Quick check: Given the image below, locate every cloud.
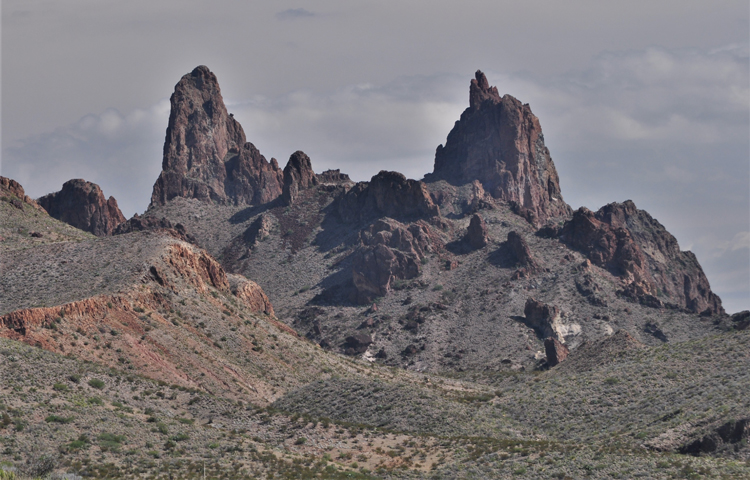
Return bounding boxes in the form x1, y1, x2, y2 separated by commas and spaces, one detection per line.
2, 101, 170, 218
276, 8, 315, 21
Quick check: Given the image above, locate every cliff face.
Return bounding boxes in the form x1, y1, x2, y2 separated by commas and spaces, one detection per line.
426, 70, 570, 225
37, 179, 125, 236
150, 66, 283, 206
560, 201, 723, 315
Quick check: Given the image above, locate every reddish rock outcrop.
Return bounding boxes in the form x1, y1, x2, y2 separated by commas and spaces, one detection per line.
1, 177, 44, 211
338, 171, 440, 223
352, 219, 435, 303
544, 337, 569, 367
560, 201, 723, 315
113, 213, 195, 243
425, 70, 571, 225
228, 274, 274, 316
282, 151, 318, 205
37, 179, 125, 236
150, 66, 283, 207
507, 231, 541, 279
466, 214, 489, 249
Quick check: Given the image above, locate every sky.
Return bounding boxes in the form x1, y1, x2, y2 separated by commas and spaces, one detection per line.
2, 0, 748, 313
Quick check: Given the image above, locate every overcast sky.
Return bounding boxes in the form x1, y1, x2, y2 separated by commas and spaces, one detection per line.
2, 0, 748, 312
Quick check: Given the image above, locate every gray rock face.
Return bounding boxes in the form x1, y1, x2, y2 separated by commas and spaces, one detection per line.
426, 70, 571, 225
150, 66, 283, 207
37, 179, 125, 236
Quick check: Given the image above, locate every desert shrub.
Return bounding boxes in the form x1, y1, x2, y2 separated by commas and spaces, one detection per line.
52, 383, 68, 392
88, 378, 105, 389
45, 415, 74, 424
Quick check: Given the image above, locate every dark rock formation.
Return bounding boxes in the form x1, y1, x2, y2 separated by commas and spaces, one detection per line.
507, 231, 537, 267
560, 201, 723, 315
466, 214, 489, 249
150, 66, 283, 207
731, 311, 750, 331
338, 171, 440, 223
523, 298, 565, 342
113, 214, 195, 243
317, 169, 352, 184
242, 213, 275, 247
680, 419, 749, 456
352, 219, 435, 303
344, 334, 372, 355
282, 151, 318, 205
544, 337, 570, 367
425, 70, 571, 225
37, 179, 125, 236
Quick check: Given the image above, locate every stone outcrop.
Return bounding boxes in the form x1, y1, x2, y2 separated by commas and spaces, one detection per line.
113, 213, 195, 243
282, 151, 318, 205
228, 274, 274, 316
679, 419, 749, 456
425, 70, 571, 225
242, 213, 275, 247
507, 231, 536, 267
352, 219, 435, 303
560, 201, 723, 315
1, 177, 44, 211
344, 334, 372, 355
150, 66, 283, 207
465, 214, 489, 249
544, 337, 569, 367
523, 298, 567, 342
37, 179, 125, 236
338, 171, 440, 223
731, 311, 750, 331
317, 169, 352, 185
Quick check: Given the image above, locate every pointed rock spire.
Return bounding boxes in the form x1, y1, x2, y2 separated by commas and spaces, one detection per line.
150, 66, 283, 207
427, 70, 570, 225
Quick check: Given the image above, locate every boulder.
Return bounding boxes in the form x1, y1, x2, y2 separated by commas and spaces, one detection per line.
37, 179, 125, 236
544, 337, 569, 367
523, 298, 566, 342
344, 334, 372, 355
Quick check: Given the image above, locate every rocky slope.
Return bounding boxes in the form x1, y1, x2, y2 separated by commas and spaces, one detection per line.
37, 178, 126, 236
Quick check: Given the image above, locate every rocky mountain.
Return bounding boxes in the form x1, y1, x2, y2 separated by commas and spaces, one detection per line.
424, 70, 571, 225
1, 67, 747, 478
36, 179, 125, 236
150, 66, 284, 206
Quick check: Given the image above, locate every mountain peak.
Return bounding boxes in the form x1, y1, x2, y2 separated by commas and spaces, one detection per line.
427, 70, 570, 225
150, 66, 283, 207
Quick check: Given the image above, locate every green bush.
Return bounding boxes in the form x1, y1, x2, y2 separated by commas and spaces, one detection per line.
45, 415, 74, 424
88, 378, 105, 389
53, 383, 68, 392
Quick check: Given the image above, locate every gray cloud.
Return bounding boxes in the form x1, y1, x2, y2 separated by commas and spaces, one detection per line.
2, 45, 747, 311
276, 8, 315, 21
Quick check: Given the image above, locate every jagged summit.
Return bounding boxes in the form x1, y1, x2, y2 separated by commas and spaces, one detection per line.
150, 65, 283, 207
426, 70, 571, 225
